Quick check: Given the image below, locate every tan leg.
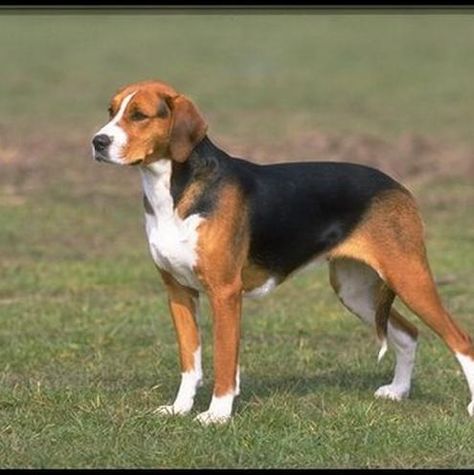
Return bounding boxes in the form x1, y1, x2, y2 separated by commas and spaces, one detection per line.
155, 271, 202, 416
190, 183, 249, 424
194, 286, 242, 425
381, 255, 474, 415
384, 257, 472, 355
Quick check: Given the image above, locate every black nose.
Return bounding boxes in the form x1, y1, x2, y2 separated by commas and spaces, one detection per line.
92, 134, 112, 151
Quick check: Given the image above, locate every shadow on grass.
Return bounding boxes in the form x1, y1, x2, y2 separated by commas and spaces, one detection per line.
234, 367, 450, 409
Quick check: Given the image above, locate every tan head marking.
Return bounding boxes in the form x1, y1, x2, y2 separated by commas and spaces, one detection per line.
93, 80, 208, 166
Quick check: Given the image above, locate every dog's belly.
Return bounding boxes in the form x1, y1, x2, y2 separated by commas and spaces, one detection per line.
146, 213, 204, 290
244, 276, 278, 299
241, 254, 326, 299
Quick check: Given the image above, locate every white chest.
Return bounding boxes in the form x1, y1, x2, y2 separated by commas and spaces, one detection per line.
141, 162, 204, 290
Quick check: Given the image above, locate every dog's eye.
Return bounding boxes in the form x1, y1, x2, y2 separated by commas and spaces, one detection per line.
131, 111, 148, 122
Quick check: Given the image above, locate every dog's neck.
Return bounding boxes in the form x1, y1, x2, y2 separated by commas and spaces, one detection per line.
140, 159, 174, 217
139, 135, 223, 216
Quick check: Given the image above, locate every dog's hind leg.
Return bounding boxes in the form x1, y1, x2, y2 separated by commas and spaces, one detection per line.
329, 258, 418, 401
380, 251, 474, 415
329, 188, 474, 415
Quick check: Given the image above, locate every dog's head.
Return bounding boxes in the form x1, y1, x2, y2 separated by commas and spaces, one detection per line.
92, 80, 208, 166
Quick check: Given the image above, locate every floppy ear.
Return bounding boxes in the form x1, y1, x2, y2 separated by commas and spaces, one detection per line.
167, 95, 208, 162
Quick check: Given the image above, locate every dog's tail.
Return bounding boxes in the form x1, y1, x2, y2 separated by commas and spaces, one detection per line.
375, 284, 395, 362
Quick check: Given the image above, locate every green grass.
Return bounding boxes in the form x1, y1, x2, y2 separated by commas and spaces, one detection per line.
0, 10, 473, 468
0, 184, 473, 468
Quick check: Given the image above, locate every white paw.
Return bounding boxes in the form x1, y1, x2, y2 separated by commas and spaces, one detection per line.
468, 400, 474, 417
193, 410, 231, 425
154, 402, 192, 417
374, 384, 409, 401
193, 393, 234, 425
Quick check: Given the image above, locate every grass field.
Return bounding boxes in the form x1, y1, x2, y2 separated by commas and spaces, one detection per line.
0, 11, 473, 468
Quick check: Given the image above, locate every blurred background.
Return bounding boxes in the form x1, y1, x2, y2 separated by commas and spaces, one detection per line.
2, 12, 474, 204
0, 11, 473, 467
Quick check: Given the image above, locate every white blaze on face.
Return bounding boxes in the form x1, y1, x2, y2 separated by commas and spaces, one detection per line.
94, 91, 136, 163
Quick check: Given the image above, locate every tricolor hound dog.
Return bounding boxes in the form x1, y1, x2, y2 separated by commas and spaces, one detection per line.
92, 79, 474, 425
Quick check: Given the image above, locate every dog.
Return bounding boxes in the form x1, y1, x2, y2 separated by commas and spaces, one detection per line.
92, 79, 474, 425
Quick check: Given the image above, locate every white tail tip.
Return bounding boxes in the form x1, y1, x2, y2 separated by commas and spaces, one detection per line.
377, 339, 388, 363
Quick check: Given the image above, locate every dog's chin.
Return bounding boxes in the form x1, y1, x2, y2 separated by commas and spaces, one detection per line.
94, 153, 115, 164
94, 152, 143, 166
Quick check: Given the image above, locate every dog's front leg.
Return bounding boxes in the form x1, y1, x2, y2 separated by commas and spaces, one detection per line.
155, 271, 202, 416
195, 285, 242, 425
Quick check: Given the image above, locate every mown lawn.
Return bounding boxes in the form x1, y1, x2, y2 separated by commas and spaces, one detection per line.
0, 10, 473, 468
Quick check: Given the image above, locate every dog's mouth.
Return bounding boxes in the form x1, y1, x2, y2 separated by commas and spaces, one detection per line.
94, 152, 114, 164
93, 152, 143, 166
